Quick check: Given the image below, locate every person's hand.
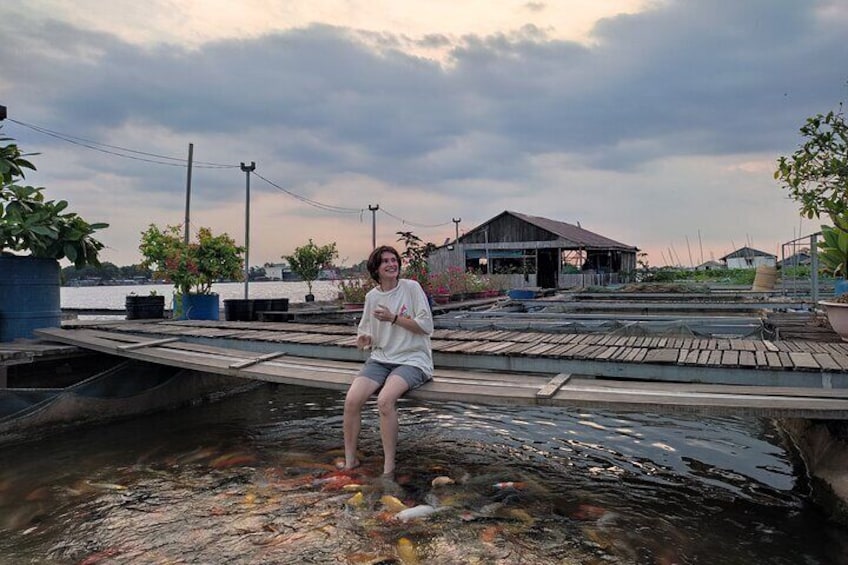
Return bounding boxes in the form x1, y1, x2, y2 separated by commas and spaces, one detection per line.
357, 334, 372, 350
374, 304, 395, 323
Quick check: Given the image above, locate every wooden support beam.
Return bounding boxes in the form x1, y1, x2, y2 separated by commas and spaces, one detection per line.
229, 352, 287, 370
536, 372, 572, 399
118, 337, 181, 351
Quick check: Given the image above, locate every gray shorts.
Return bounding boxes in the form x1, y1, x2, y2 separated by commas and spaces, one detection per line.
359, 359, 431, 390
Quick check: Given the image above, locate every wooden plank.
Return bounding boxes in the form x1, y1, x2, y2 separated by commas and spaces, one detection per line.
813, 353, 842, 372
755, 351, 767, 367
705, 350, 721, 366
778, 352, 792, 367
765, 352, 782, 368
739, 351, 757, 368
596, 346, 619, 360
536, 373, 572, 399
34, 326, 848, 417
228, 351, 288, 369
788, 352, 820, 370
643, 348, 679, 364
684, 350, 700, 364
118, 337, 181, 351
697, 350, 711, 365
721, 350, 739, 366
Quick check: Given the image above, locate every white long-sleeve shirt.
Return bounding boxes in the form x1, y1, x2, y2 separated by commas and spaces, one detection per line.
357, 278, 434, 376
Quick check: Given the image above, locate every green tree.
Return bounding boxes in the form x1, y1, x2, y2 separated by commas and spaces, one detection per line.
139, 224, 244, 295
1, 126, 108, 267
284, 239, 338, 296
396, 230, 436, 292
775, 104, 848, 232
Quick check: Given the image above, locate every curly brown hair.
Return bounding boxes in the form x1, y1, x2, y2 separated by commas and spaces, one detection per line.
366, 246, 402, 283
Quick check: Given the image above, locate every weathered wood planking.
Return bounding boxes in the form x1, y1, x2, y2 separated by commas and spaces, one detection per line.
32, 327, 848, 418
54, 319, 848, 372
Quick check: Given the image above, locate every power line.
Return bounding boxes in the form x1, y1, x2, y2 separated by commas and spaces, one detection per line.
380, 207, 453, 229
8, 117, 465, 231
7, 118, 238, 169
252, 172, 363, 214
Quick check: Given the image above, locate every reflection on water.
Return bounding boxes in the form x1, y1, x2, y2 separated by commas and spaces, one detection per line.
0, 384, 846, 564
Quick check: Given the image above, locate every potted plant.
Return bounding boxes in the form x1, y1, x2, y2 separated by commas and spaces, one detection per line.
125, 290, 165, 320
776, 104, 848, 338
284, 239, 337, 302
337, 273, 375, 309
1, 127, 108, 341
139, 224, 244, 320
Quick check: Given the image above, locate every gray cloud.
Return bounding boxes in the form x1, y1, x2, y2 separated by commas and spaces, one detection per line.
0, 0, 845, 264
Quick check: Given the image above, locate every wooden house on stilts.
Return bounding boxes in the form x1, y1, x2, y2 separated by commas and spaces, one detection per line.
427, 211, 639, 290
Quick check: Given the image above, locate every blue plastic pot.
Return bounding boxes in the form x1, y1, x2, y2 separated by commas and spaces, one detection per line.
173, 293, 220, 320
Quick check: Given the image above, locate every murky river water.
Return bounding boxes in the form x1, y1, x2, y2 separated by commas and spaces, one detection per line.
0, 383, 846, 564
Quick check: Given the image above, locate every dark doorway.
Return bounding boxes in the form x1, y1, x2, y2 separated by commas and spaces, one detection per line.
537, 249, 558, 288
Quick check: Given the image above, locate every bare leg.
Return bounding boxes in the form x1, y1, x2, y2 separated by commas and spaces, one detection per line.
343, 376, 381, 469
376, 374, 410, 477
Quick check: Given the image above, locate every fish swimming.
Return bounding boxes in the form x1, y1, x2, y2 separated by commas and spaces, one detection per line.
394, 504, 447, 522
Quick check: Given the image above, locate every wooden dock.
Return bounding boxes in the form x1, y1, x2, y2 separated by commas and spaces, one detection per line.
32, 319, 848, 419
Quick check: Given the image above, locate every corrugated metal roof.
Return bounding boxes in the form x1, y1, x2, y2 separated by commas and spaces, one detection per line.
508, 211, 637, 250
719, 246, 776, 260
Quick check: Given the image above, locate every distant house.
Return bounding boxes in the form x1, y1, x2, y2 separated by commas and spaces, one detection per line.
719, 247, 776, 269
264, 262, 297, 281
695, 260, 725, 271
777, 251, 811, 268
426, 210, 638, 289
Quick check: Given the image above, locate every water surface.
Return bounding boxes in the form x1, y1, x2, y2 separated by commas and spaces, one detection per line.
0, 384, 845, 564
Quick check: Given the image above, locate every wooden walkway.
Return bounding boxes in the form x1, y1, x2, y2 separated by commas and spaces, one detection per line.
32, 319, 848, 419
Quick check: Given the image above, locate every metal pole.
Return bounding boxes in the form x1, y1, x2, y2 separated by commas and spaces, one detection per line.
241, 161, 256, 299
484, 227, 490, 275
368, 204, 379, 249
452, 217, 461, 242
811, 232, 819, 307
184, 143, 193, 245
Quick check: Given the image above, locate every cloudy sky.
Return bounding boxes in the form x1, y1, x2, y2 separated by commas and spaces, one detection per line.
1, 0, 846, 269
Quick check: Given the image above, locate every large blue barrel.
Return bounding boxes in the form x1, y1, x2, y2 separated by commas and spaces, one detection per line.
173, 293, 220, 320
0, 256, 61, 342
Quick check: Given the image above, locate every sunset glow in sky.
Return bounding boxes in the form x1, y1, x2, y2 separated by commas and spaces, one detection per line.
2, 0, 846, 268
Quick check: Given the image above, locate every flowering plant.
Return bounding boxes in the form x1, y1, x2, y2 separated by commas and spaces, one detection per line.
337, 273, 376, 303
139, 224, 244, 295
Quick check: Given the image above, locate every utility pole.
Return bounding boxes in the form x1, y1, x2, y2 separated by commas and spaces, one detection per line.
452, 217, 461, 242
368, 204, 379, 250
184, 143, 194, 245
241, 161, 256, 299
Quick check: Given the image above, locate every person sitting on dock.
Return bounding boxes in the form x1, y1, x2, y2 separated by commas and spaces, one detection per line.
342, 245, 434, 478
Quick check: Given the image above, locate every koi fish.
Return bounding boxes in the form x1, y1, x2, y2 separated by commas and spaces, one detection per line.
431, 476, 455, 487
210, 453, 258, 469
312, 474, 357, 491
492, 481, 525, 490
85, 481, 128, 491
397, 537, 418, 564
394, 504, 443, 522
380, 494, 408, 512
572, 503, 608, 520
345, 492, 365, 507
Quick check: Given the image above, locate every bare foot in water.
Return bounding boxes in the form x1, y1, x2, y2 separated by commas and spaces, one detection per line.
335, 457, 360, 471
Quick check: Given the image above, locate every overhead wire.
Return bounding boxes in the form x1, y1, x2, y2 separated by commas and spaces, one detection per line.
7, 117, 464, 230
252, 172, 363, 214
380, 207, 454, 229
7, 118, 238, 169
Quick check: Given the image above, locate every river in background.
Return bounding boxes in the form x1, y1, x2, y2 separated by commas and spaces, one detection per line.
61, 280, 342, 310
2, 285, 840, 563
